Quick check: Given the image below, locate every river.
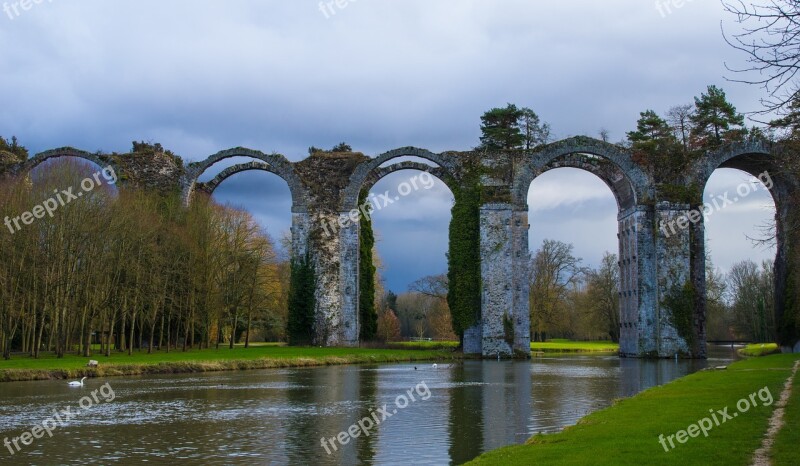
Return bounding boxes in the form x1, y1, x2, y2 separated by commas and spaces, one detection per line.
0, 345, 738, 465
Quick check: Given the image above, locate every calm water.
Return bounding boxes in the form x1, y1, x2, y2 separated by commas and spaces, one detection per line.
0, 346, 738, 465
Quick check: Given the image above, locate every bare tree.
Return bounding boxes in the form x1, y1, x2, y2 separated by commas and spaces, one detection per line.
666, 104, 694, 151
723, 0, 800, 114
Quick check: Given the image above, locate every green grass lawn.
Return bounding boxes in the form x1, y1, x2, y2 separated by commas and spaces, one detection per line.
391, 340, 460, 350
738, 343, 781, 357
530, 339, 619, 353
468, 354, 800, 466
0, 346, 457, 382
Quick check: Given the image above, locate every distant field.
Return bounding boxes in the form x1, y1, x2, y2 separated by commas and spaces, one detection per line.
738, 343, 780, 357
530, 339, 619, 353
391, 341, 460, 350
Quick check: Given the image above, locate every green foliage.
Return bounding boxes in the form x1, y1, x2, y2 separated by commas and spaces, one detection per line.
689, 85, 745, 149
656, 183, 701, 203
331, 142, 352, 152
448, 168, 482, 340
480, 104, 524, 150
287, 253, 316, 346
663, 280, 696, 352
310, 143, 353, 155
627, 110, 688, 182
358, 190, 378, 341
780, 261, 799, 345
479, 104, 550, 150
503, 314, 514, 348
0, 136, 28, 162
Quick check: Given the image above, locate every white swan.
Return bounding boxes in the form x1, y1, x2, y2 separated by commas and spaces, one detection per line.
432, 363, 438, 369
68, 377, 87, 387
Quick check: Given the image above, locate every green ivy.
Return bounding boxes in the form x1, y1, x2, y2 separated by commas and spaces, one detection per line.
358, 190, 378, 341
448, 166, 482, 341
663, 279, 696, 352
657, 183, 701, 204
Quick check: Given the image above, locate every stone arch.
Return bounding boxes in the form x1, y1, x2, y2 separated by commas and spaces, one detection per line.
18, 148, 111, 177
342, 147, 459, 211
195, 161, 292, 196
513, 136, 650, 211
511, 137, 652, 358
359, 161, 450, 196
692, 139, 797, 350
694, 139, 774, 187
184, 148, 306, 211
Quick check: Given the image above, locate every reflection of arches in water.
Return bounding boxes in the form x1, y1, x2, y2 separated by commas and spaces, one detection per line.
447, 362, 533, 461
284, 367, 375, 465
448, 362, 485, 464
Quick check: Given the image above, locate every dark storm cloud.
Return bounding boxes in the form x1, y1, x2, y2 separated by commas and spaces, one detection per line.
0, 0, 777, 288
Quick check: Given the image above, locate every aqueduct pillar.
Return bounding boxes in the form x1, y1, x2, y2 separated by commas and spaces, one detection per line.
470, 203, 531, 358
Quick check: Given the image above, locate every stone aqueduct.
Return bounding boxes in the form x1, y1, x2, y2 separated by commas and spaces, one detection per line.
9, 136, 798, 358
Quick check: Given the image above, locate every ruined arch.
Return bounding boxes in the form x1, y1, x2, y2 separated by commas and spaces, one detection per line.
510, 137, 653, 357
19, 148, 112, 177
194, 161, 293, 197
693, 140, 798, 348
184, 148, 307, 211
359, 161, 450, 196
342, 147, 460, 211
513, 136, 651, 211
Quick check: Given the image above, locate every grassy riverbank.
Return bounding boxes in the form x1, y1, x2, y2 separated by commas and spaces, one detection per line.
0, 346, 458, 382
392, 339, 620, 354
469, 354, 800, 466
530, 339, 619, 353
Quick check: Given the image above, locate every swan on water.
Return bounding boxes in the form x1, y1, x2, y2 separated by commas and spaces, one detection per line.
68, 377, 87, 387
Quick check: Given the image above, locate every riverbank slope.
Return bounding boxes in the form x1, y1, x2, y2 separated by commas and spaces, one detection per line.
469, 353, 800, 466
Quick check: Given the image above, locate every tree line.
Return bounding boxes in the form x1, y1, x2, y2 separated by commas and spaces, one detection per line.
0, 157, 289, 359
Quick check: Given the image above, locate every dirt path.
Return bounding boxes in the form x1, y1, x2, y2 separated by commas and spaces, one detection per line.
751, 360, 800, 466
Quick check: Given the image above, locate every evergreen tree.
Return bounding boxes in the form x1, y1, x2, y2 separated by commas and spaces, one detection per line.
690, 85, 745, 149
287, 253, 316, 345
479, 104, 524, 150
627, 110, 682, 180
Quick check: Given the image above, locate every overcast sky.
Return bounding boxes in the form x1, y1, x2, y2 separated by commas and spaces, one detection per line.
1, 0, 778, 292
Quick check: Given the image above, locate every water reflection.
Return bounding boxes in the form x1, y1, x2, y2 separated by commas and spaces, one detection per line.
0, 346, 736, 465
